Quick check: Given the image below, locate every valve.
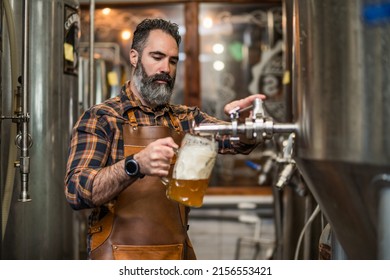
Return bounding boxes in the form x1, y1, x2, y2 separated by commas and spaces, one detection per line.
194, 98, 298, 144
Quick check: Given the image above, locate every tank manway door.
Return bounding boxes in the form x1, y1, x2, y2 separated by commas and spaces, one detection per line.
64, 4, 80, 75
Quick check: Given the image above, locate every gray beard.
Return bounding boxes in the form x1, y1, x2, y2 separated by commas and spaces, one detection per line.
133, 62, 175, 107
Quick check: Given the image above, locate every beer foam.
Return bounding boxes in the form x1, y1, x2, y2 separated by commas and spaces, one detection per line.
174, 145, 217, 180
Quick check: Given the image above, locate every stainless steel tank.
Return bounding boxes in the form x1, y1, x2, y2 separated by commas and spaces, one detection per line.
1, 0, 80, 259
292, 0, 390, 259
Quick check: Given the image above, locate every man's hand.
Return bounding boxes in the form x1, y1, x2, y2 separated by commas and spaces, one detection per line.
134, 137, 178, 177
224, 94, 266, 118
91, 137, 178, 206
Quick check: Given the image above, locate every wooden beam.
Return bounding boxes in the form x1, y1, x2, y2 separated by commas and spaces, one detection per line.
184, 1, 200, 107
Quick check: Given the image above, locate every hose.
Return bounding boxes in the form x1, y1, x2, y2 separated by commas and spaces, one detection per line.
294, 204, 320, 260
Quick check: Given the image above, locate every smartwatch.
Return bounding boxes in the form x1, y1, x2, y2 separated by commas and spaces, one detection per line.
124, 155, 145, 179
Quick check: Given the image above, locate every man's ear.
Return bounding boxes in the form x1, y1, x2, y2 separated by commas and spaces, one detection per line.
130, 49, 139, 67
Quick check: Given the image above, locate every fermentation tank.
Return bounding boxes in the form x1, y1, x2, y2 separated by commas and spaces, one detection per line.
194, 0, 390, 259
293, 0, 390, 259
1, 0, 80, 259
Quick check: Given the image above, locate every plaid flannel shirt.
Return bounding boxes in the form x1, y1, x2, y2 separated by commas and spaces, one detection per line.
64, 82, 256, 254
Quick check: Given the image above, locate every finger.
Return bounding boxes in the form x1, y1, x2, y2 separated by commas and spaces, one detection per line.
160, 146, 176, 160
250, 93, 266, 100
224, 95, 266, 116
240, 94, 266, 108
156, 137, 179, 150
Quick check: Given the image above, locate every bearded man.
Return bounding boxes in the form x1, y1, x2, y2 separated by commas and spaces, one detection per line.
65, 18, 264, 260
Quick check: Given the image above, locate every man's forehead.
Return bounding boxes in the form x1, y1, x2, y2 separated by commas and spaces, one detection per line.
144, 30, 179, 54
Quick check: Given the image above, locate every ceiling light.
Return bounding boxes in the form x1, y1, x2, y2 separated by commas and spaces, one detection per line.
121, 30, 131, 40
102, 8, 111, 15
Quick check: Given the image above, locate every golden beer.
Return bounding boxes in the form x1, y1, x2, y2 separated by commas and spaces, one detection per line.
163, 133, 217, 207
166, 178, 209, 207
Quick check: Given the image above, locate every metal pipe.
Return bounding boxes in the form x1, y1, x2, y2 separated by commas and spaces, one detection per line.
272, 123, 298, 133
18, 0, 31, 202
195, 123, 234, 134
2, 0, 23, 239
378, 186, 390, 259
275, 163, 295, 188
194, 122, 298, 136
267, 9, 275, 47
3, 0, 19, 108
80, 42, 121, 65
89, 0, 95, 107
374, 174, 390, 259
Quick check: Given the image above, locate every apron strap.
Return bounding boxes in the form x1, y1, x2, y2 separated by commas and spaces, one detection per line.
127, 110, 138, 127
168, 111, 181, 132
126, 108, 181, 131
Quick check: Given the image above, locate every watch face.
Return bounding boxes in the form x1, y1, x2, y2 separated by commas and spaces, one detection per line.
125, 158, 139, 176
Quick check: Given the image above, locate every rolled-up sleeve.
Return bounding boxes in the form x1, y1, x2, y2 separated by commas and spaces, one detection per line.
64, 110, 112, 210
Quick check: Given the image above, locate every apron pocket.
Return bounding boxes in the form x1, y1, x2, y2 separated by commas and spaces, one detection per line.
89, 211, 114, 251
112, 243, 184, 260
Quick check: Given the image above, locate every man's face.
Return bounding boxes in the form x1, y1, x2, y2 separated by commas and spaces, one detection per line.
133, 30, 179, 107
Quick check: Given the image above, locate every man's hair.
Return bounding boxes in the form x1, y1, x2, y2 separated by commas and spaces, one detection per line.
131, 18, 181, 53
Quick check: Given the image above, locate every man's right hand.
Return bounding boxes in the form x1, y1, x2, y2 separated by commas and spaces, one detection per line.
134, 137, 179, 177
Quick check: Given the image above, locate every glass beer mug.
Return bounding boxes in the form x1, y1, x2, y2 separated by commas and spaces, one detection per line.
162, 133, 217, 207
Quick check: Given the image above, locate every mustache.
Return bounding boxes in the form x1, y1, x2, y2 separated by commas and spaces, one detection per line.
150, 73, 174, 88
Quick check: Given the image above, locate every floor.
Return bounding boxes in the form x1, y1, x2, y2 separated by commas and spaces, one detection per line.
187, 194, 275, 260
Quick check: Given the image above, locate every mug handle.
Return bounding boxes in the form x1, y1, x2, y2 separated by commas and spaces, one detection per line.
161, 177, 169, 186
161, 147, 179, 186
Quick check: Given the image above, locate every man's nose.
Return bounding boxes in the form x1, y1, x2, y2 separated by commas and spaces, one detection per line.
158, 59, 171, 74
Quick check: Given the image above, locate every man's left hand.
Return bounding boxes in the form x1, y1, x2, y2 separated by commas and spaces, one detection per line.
224, 94, 266, 118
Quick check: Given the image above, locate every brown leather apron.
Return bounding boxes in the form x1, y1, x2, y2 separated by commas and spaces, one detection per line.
89, 110, 196, 260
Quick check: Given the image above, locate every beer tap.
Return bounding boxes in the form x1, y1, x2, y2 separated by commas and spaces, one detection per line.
194, 97, 298, 143
194, 97, 299, 189
275, 133, 296, 189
